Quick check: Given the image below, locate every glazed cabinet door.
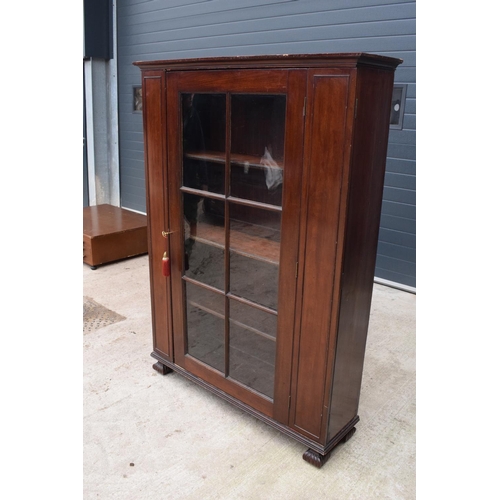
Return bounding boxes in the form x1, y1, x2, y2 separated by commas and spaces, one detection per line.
165, 70, 306, 419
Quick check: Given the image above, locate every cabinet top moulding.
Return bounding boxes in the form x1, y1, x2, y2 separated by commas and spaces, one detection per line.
133, 52, 402, 71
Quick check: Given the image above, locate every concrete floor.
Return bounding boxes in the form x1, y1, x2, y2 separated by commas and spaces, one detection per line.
83, 255, 416, 499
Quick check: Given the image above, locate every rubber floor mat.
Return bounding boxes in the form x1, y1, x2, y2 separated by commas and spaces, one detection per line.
83, 296, 125, 333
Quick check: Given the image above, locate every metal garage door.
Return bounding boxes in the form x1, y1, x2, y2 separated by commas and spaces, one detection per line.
116, 0, 416, 289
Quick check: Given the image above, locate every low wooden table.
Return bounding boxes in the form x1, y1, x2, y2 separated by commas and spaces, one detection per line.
83, 204, 148, 269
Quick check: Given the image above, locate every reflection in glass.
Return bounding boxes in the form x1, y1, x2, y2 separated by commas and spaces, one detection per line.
230, 162, 283, 206
229, 203, 281, 310
183, 193, 225, 291
186, 281, 225, 372
230, 94, 286, 206
229, 299, 277, 398
230, 253, 279, 311
182, 93, 226, 195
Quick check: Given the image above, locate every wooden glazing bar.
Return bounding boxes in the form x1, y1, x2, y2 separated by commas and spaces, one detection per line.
188, 300, 276, 343
179, 186, 225, 201
182, 275, 225, 296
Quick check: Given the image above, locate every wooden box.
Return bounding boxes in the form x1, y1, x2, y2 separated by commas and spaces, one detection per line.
83, 204, 148, 268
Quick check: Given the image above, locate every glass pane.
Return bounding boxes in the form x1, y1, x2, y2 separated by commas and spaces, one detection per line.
230, 162, 283, 206
229, 204, 281, 310
183, 93, 226, 194
230, 299, 278, 339
230, 94, 286, 206
185, 281, 225, 372
183, 193, 225, 291
229, 299, 277, 398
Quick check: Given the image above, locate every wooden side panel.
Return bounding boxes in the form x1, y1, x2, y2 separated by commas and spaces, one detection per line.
327, 66, 396, 440
290, 73, 350, 440
142, 70, 172, 360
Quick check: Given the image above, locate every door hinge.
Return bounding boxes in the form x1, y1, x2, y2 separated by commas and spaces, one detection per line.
303, 97, 307, 117
354, 98, 358, 119
288, 395, 291, 410
295, 262, 299, 279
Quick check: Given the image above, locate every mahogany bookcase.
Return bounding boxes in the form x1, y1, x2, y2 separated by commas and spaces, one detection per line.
134, 53, 401, 467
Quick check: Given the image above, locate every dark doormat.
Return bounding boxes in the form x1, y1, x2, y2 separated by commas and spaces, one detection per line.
83, 296, 125, 333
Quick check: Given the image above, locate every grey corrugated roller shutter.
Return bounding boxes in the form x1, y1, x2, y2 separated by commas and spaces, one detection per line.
116, 0, 416, 289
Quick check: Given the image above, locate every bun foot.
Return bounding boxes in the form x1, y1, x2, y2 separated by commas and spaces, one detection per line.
303, 426, 357, 468
153, 361, 173, 375
341, 426, 356, 443
302, 449, 330, 468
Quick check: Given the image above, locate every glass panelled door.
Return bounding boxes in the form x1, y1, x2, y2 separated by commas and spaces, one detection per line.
168, 71, 305, 417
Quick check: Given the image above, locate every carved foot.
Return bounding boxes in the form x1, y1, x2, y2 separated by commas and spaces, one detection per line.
153, 361, 173, 375
302, 449, 330, 468
341, 426, 356, 443
303, 427, 357, 468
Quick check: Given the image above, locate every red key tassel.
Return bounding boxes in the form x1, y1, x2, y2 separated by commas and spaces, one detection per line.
162, 252, 170, 277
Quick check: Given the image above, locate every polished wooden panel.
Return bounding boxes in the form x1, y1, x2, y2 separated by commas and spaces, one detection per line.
290, 73, 350, 439
83, 204, 147, 267
317, 70, 358, 444
271, 69, 307, 424
142, 71, 171, 360
166, 73, 188, 366
327, 65, 396, 439
183, 355, 273, 417
166, 70, 288, 93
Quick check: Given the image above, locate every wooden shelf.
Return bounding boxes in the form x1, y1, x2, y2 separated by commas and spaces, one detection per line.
194, 219, 280, 265
185, 151, 283, 170
187, 300, 276, 342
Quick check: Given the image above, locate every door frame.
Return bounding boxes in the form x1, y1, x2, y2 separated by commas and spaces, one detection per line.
165, 69, 307, 421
